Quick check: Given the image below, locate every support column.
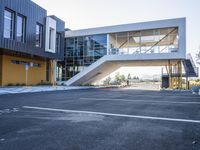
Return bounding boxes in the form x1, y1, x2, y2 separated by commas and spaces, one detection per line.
168, 60, 172, 89
50, 60, 56, 86
178, 60, 183, 89
180, 60, 183, 89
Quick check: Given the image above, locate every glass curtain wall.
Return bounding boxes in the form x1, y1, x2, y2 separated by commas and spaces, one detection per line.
62, 34, 107, 81
109, 27, 179, 55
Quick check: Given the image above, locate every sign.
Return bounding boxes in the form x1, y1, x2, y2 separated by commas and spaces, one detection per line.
25, 64, 29, 71
30, 62, 34, 67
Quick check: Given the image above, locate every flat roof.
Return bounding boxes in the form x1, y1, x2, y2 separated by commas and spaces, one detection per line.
65, 18, 185, 37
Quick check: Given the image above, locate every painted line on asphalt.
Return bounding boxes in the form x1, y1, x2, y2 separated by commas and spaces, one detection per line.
23, 106, 200, 124
80, 98, 200, 105
123, 94, 199, 99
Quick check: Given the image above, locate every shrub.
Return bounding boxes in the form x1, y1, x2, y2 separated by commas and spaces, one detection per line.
191, 86, 200, 93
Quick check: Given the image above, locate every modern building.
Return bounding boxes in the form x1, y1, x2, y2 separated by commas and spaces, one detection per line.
0, 1, 198, 88
0, 0, 65, 86
58, 18, 198, 88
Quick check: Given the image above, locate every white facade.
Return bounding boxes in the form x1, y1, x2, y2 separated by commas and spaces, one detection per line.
63, 18, 196, 86
45, 17, 57, 53
66, 18, 186, 59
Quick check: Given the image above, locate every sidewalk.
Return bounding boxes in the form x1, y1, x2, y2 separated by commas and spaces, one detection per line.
0, 86, 97, 95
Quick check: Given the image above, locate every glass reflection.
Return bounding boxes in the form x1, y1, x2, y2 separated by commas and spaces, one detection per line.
63, 34, 107, 80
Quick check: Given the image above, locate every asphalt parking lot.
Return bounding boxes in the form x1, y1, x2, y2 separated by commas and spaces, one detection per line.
0, 88, 200, 150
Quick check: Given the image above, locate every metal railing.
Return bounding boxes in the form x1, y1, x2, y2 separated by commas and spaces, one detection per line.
108, 46, 178, 55
187, 53, 199, 76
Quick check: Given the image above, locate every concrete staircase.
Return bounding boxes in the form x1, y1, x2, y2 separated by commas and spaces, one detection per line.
63, 53, 199, 86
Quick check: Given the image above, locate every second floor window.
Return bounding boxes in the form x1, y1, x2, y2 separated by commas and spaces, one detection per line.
4, 9, 14, 39
56, 33, 61, 53
49, 28, 53, 50
36, 24, 43, 48
16, 15, 26, 42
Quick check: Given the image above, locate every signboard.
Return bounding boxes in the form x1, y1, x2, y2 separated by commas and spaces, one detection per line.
30, 62, 34, 67
25, 64, 29, 71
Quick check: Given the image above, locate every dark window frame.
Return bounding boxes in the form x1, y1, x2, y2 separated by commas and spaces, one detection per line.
3, 8, 15, 40
56, 33, 61, 53
16, 14, 26, 43
36, 23, 43, 48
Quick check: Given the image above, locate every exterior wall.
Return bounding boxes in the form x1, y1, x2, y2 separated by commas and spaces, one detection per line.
45, 17, 57, 53
60, 34, 107, 81
62, 18, 186, 82
49, 15, 65, 59
0, 0, 65, 60
1, 55, 47, 86
66, 18, 186, 59
0, 55, 2, 85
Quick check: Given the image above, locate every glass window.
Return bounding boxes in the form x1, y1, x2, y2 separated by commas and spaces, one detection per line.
111, 27, 179, 54
36, 23, 43, 48
56, 33, 61, 53
63, 34, 107, 81
16, 15, 26, 42
49, 28, 54, 50
3, 9, 14, 39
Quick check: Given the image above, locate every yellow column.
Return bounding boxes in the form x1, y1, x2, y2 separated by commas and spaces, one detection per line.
50, 60, 56, 86
180, 60, 182, 89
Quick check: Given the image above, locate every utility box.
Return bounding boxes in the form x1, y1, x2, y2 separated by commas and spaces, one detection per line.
162, 76, 169, 88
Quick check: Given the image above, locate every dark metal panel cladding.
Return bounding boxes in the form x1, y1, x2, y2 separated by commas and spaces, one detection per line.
0, 0, 65, 60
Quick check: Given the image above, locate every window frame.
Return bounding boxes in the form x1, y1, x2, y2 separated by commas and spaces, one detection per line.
3, 8, 15, 40
56, 33, 61, 53
16, 14, 26, 43
49, 28, 54, 50
35, 23, 43, 48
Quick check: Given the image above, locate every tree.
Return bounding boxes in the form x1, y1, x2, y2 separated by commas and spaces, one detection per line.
127, 73, 132, 80
114, 73, 126, 85
103, 77, 111, 86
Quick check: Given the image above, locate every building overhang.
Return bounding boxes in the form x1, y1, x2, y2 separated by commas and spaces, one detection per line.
65, 18, 186, 37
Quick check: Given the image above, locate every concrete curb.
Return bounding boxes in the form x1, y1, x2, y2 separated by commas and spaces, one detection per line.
0, 86, 105, 96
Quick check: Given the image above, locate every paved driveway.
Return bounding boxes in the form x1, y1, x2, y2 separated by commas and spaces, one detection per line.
0, 88, 200, 150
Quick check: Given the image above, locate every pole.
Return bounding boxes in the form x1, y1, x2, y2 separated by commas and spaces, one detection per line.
25, 64, 29, 86
168, 60, 172, 89
26, 69, 28, 86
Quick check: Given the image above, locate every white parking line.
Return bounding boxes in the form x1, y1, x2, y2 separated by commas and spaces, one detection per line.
112, 94, 199, 99
23, 106, 200, 124
80, 98, 200, 105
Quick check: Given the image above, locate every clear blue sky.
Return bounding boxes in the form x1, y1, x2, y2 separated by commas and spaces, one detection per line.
32, 0, 200, 77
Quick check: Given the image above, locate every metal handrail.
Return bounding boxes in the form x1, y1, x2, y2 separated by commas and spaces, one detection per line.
187, 53, 199, 76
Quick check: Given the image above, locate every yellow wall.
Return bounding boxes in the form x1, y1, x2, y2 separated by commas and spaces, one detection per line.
0, 55, 2, 85
1, 55, 48, 86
